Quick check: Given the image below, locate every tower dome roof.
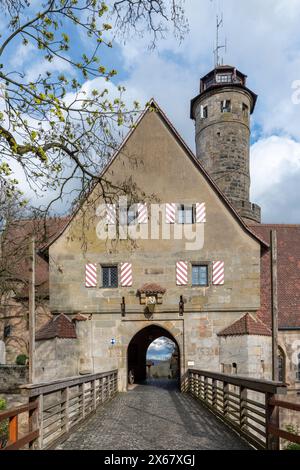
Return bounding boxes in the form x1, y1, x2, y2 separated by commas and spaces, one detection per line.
190, 65, 257, 118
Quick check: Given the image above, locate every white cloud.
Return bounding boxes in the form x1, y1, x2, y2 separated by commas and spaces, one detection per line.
10, 43, 35, 68
147, 337, 175, 353
250, 136, 300, 222
3, 0, 300, 222
111, 0, 300, 222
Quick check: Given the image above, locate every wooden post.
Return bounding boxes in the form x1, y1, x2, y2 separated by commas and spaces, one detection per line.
204, 376, 208, 402
240, 386, 247, 430
8, 415, 18, 444
196, 373, 200, 399
80, 383, 85, 419
62, 387, 70, 434
213, 379, 218, 408
92, 380, 97, 410
266, 393, 280, 450
271, 231, 279, 381
37, 394, 44, 449
28, 237, 35, 384
29, 396, 39, 449
223, 382, 229, 417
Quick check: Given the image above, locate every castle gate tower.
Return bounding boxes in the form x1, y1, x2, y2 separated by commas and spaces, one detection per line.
191, 65, 261, 224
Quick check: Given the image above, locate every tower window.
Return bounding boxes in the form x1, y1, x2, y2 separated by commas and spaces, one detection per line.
221, 100, 231, 113
242, 103, 249, 117
216, 73, 232, 84
200, 105, 208, 119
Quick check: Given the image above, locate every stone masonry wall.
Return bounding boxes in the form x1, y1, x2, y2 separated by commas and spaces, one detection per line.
35, 338, 79, 383
193, 87, 261, 223
219, 335, 272, 379
47, 110, 262, 391
0, 365, 28, 393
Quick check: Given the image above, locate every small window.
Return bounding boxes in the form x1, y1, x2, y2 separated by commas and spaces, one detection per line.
242, 103, 249, 117
278, 347, 286, 382
201, 105, 208, 119
102, 265, 118, 288
221, 100, 231, 113
119, 205, 138, 225
216, 73, 232, 84
192, 265, 208, 287
178, 205, 195, 224
4, 325, 11, 339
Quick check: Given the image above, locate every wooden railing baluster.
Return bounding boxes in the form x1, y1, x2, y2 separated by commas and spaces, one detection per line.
186, 369, 295, 450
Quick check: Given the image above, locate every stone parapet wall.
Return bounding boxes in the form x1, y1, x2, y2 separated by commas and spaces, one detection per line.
0, 365, 28, 393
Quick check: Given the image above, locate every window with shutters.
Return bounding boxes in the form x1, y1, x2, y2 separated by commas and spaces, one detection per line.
119, 205, 138, 225
102, 265, 118, 288
221, 100, 231, 113
177, 205, 195, 224
192, 264, 209, 287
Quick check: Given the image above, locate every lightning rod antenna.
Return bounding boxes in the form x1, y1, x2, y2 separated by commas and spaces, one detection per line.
213, 1, 227, 67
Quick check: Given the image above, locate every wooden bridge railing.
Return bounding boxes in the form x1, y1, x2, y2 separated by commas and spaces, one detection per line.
187, 369, 300, 450
0, 369, 118, 450
0, 402, 39, 450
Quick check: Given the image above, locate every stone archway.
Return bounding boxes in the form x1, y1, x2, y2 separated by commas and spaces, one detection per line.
127, 325, 180, 386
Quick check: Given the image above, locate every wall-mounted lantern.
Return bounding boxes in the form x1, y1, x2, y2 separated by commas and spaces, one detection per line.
121, 297, 126, 317
179, 295, 184, 316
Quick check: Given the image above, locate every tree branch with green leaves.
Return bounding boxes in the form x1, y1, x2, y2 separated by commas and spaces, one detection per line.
0, 0, 187, 215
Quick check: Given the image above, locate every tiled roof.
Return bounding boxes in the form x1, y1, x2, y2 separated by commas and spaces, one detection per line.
36, 314, 77, 341
218, 313, 272, 337
250, 224, 300, 329
72, 313, 88, 322
137, 283, 166, 295
1, 217, 69, 298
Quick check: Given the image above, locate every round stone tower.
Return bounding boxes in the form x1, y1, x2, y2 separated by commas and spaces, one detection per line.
191, 65, 261, 224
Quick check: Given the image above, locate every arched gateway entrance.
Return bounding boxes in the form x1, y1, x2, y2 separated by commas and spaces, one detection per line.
127, 325, 180, 386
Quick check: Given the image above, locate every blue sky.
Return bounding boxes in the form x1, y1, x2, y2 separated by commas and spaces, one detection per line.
2, 0, 300, 222
147, 337, 176, 361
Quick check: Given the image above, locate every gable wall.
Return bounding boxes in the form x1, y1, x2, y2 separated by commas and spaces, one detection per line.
47, 109, 262, 389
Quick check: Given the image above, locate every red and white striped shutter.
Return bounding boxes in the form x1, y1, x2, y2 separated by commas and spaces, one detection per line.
166, 203, 176, 224
196, 203, 206, 223
106, 204, 116, 225
176, 261, 188, 286
213, 261, 225, 285
120, 263, 133, 287
137, 203, 148, 224
85, 263, 97, 288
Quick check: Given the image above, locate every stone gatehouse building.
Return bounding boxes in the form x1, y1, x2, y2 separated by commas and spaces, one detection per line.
1, 65, 300, 394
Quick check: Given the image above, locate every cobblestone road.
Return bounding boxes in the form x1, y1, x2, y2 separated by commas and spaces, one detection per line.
58, 380, 251, 450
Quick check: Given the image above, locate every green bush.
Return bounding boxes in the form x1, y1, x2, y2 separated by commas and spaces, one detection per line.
15, 354, 28, 365
286, 443, 300, 450
284, 425, 300, 450
0, 397, 8, 449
